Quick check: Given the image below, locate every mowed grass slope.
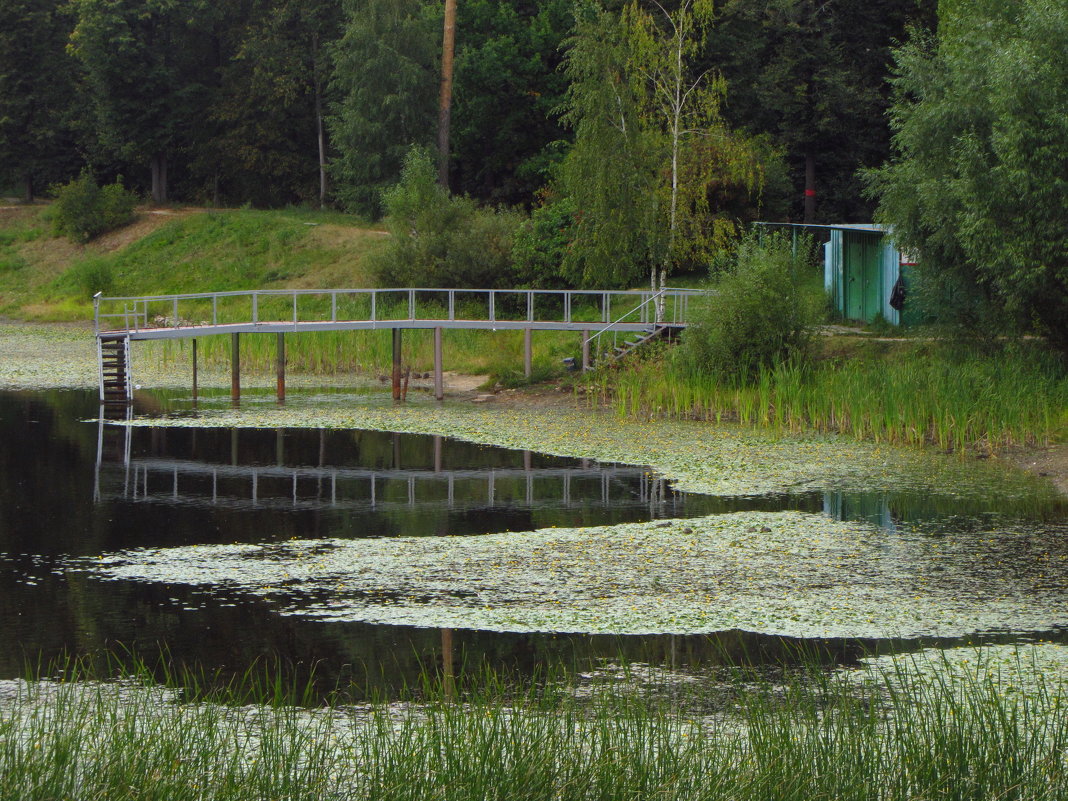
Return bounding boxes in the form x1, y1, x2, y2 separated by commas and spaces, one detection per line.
0, 205, 387, 320
0, 204, 587, 380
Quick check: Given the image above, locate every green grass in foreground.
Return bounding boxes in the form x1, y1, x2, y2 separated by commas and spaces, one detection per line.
2, 653, 1065, 801
599, 340, 1068, 452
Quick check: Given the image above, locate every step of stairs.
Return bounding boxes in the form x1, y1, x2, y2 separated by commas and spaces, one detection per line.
98, 335, 132, 405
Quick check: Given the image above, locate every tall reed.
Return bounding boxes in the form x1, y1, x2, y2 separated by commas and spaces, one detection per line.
2, 653, 1065, 800
144, 326, 588, 380
605, 343, 1068, 452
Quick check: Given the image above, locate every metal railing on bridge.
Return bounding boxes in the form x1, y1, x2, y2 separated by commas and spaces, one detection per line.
93, 287, 704, 338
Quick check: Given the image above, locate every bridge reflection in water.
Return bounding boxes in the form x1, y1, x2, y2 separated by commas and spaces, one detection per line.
93, 415, 680, 518
93, 412, 909, 533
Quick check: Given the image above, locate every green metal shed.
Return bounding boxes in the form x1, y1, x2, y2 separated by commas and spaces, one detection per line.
823, 224, 905, 326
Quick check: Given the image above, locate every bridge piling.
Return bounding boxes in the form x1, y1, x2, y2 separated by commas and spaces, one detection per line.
276, 332, 286, 404
524, 329, 532, 378
191, 339, 198, 403
392, 329, 403, 401
231, 333, 240, 405
434, 327, 443, 401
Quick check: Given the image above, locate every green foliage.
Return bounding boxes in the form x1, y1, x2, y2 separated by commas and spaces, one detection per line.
202, 0, 341, 207
0, 0, 84, 199
866, 0, 1068, 351
450, 0, 573, 204
555, 0, 772, 289
867, 0, 1068, 350
34, 208, 383, 312
48, 172, 137, 244
706, 0, 936, 222
511, 194, 576, 288
69, 0, 216, 199
327, 0, 439, 217
70, 259, 114, 297
681, 233, 823, 380
370, 148, 522, 288
2, 653, 1067, 801
556, 2, 661, 287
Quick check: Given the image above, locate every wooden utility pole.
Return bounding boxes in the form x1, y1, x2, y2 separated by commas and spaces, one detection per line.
437, 0, 457, 188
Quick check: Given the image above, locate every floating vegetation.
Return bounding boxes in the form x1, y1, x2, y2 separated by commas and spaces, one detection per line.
68, 511, 1068, 638
115, 396, 1065, 503
847, 642, 1068, 705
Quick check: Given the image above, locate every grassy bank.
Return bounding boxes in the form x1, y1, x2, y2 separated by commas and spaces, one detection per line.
2, 650, 1065, 801
0, 205, 387, 320
595, 338, 1068, 453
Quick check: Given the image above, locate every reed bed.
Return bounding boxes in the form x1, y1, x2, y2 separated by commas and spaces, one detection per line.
146, 326, 586, 381
604, 344, 1068, 452
1, 653, 1065, 800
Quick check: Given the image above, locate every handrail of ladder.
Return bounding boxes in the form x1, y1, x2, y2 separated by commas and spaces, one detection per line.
583, 290, 666, 353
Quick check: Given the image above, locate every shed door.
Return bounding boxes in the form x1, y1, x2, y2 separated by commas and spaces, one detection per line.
843, 232, 881, 322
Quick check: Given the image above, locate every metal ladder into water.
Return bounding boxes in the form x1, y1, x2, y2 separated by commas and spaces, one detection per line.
97, 334, 132, 405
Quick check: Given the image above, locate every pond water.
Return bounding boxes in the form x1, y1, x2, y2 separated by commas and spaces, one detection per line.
1, 388, 1066, 701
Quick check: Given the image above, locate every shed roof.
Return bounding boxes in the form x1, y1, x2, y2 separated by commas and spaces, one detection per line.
754, 222, 886, 233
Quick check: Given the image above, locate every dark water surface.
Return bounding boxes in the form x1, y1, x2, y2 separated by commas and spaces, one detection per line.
2, 389, 1065, 700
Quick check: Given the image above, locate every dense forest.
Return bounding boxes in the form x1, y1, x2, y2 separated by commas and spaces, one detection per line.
0, 0, 934, 219
4, 0, 1066, 344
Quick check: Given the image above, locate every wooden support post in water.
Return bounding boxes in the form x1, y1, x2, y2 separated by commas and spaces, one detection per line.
434, 435, 443, 472
441, 627, 455, 700
433, 327, 444, 401
276, 332, 286, 404
392, 328, 402, 401
524, 328, 532, 378
191, 339, 198, 403
231, 333, 241, 405
582, 330, 591, 371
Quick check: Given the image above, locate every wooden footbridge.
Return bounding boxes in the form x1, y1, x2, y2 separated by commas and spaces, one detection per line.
94, 287, 702, 404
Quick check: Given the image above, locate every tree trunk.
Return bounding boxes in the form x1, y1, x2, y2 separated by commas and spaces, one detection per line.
804, 152, 816, 224
316, 84, 328, 208
23, 173, 34, 203
313, 34, 329, 209
151, 153, 168, 204
437, 0, 457, 189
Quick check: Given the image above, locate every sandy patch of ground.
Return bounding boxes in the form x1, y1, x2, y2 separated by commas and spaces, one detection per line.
92, 207, 202, 253
1004, 442, 1068, 496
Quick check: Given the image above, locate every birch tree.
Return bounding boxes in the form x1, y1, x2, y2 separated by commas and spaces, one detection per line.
559, 0, 763, 295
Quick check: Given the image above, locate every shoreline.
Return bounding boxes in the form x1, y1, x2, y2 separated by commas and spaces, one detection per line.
2, 320, 1066, 497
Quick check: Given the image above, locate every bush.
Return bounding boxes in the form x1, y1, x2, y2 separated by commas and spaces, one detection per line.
370, 148, 521, 288
681, 233, 824, 381
49, 171, 137, 243
511, 195, 577, 288
71, 259, 115, 297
